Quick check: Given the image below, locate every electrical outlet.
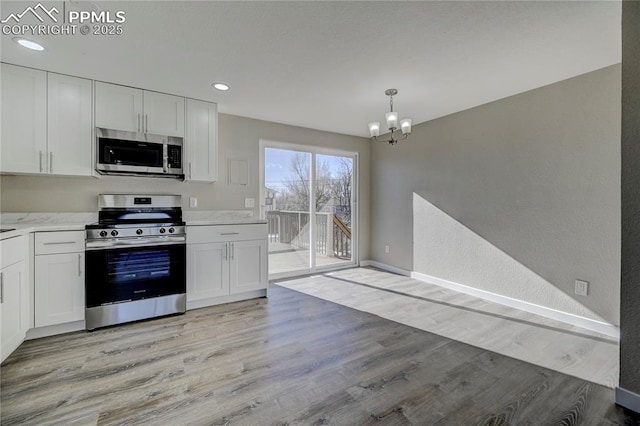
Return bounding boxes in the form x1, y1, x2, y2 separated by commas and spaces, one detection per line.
189, 197, 198, 208
384, 244, 390, 254
244, 198, 255, 208
575, 279, 589, 296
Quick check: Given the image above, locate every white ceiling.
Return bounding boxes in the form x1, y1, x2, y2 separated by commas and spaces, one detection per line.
0, 1, 621, 137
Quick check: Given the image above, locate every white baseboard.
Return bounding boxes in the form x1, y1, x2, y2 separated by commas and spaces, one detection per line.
360, 260, 619, 339
186, 289, 267, 311
360, 260, 411, 276
616, 387, 640, 414
410, 271, 619, 339
26, 320, 85, 340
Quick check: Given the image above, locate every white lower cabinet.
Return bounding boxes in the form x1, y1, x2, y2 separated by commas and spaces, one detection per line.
34, 231, 85, 327
229, 239, 268, 294
187, 224, 268, 305
187, 242, 229, 300
0, 235, 29, 363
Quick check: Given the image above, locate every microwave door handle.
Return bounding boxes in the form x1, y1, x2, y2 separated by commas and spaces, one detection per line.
163, 143, 168, 173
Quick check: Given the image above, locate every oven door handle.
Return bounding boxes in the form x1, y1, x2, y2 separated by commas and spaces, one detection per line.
86, 236, 185, 250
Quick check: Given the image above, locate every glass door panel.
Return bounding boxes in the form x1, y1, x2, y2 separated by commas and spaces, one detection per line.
316, 154, 354, 269
264, 148, 312, 275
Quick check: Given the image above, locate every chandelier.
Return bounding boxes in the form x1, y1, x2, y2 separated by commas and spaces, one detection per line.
368, 89, 412, 145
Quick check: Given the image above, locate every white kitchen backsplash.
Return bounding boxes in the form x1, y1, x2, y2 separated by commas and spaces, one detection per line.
0, 212, 98, 225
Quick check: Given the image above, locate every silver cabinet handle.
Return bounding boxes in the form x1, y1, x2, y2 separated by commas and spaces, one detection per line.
39, 151, 44, 172
49, 152, 53, 173
220, 232, 239, 236
78, 254, 82, 276
230, 242, 234, 260
145, 114, 148, 133
137, 114, 141, 132
223, 243, 228, 260
43, 241, 77, 245
0, 271, 3, 304
189, 162, 192, 180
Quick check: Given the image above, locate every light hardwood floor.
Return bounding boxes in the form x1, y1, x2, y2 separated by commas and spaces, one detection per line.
277, 267, 619, 388
1, 283, 638, 425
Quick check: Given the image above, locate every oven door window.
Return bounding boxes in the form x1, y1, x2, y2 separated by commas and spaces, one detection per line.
86, 244, 185, 307
98, 138, 163, 168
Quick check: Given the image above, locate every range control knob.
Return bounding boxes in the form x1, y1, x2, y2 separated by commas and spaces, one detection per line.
136, 229, 143, 235
111, 230, 119, 237
168, 227, 175, 234
159, 228, 166, 234
99, 230, 108, 238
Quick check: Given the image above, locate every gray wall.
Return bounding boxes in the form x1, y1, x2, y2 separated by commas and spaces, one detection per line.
371, 65, 621, 324
0, 113, 371, 261
620, 0, 640, 397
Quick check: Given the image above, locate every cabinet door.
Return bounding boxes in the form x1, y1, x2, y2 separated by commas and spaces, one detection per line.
95, 81, 143, 132
48, 73, 93, 176
143, 91, 185, 137
229, 240, 268, 294
187, 242, 229, 301
1, 261, 28, 363
35, 253, 85, 327
0, 64, 47, 174
185, 99, 217, 182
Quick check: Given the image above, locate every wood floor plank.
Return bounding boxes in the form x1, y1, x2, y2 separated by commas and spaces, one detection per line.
1, 284, 638, 425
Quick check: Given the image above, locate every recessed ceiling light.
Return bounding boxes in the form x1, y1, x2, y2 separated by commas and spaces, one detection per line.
14, 38, 44, 51
212, 83, 230, 91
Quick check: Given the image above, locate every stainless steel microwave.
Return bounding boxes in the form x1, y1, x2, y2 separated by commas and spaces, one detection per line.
95, 127, 184, 178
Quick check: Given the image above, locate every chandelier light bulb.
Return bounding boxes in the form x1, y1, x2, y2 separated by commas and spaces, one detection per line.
385, 112, 399, 130
400, 119, 412, 135
368, 121, 380, 138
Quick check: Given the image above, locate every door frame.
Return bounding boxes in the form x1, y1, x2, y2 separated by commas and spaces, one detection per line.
259, 139, 359, 280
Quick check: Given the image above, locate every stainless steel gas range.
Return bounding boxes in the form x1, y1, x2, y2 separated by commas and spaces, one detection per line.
84, 194, 186, 330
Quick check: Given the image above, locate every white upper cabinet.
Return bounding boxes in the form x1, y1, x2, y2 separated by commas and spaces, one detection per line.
95, 82, 184, 137
47, 73, 93, 176
1, 63, 47, 174
94, 82, 143, 132
0, 64, 92, 177
144, 91, 185, 137
185, 99, 218, 182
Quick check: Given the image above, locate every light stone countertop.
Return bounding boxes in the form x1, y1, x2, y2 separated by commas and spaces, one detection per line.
182, 210, 266, 225
186, 219, 267, 226
0, 211, 266, 241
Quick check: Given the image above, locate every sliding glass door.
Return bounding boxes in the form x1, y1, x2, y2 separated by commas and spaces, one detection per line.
261, 143, 357, 279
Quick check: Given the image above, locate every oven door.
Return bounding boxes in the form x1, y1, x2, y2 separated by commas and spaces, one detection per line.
85, 241, 186, 308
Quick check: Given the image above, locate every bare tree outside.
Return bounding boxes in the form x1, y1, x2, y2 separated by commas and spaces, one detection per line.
277, 153, 352, 227
331, 157, 352, 227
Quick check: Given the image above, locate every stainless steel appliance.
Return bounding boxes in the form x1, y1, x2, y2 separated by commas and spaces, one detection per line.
85, 194, 186, 330
95, 128, 184, 178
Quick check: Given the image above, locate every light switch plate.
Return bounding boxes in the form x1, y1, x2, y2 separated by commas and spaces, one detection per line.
189, 197, 198, 208
245, 198, 255, 208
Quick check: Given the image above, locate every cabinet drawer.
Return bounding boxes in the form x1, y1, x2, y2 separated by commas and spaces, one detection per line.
35, 231, 85, 255
0, 235, 27, 269
187, 224, 267, 244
